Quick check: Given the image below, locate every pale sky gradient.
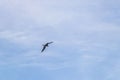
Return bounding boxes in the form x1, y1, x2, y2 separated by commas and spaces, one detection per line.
0, 0, 120, 80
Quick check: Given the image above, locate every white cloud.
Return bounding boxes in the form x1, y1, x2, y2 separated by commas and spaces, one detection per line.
0, 1, 120, 80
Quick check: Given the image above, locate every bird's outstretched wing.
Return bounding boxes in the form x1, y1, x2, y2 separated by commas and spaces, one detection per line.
48, 42, 53, 44
41, 46, 46, 52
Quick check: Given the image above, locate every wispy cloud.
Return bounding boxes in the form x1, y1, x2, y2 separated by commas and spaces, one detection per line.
0, 0, 120, 80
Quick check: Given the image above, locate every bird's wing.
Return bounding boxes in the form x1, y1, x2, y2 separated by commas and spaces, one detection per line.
41, 46, 46, 52
48, 42, 53, 44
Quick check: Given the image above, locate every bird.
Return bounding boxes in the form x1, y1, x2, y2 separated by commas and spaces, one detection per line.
41, 42, 53, 52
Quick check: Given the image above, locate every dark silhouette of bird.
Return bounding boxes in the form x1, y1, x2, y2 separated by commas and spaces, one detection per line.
41, 42, 53, 52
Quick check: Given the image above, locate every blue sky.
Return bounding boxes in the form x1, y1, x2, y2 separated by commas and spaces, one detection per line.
0, 0, 120, 80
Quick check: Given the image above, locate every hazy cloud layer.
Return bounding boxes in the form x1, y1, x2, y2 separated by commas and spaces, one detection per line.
0, 0, 120, 80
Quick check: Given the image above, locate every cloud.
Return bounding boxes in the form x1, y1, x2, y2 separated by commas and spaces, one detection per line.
0, 1, 120, 80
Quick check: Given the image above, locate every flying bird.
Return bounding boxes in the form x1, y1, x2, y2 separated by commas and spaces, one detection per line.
41, 42, 53, 52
